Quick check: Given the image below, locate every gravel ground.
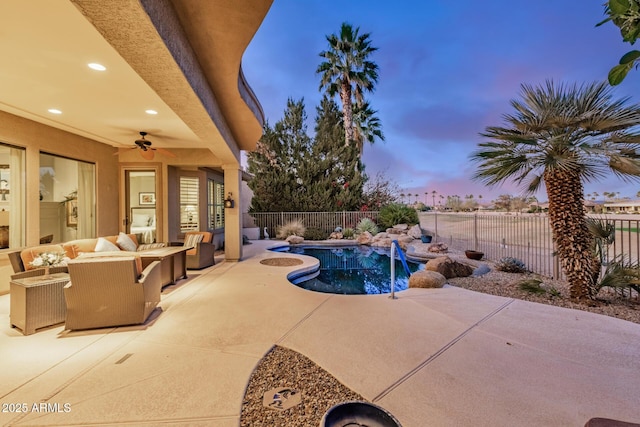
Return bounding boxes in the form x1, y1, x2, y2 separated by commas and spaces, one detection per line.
447, 267, 640, 325
240, 345, 364, 427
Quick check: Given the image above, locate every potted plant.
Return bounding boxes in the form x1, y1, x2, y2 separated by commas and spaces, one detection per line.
420, 234, 432, 243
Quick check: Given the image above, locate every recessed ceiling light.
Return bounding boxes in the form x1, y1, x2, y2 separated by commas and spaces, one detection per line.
48, 109, 62, 114
88, 63, 106, 71
145, 109, 158, 115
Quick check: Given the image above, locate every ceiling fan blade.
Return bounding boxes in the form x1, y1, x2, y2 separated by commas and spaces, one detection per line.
155, 147, 177, 158
140, 149, 155, 160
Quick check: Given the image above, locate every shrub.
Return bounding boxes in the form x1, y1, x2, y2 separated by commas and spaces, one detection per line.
495, 257, 528, 273
342, 228, 355, 239
377, 203, 419, 229
276, 219, 306, 239
356, 217, 379, 235
304, 227, 328, 240
518, 278, 562, 298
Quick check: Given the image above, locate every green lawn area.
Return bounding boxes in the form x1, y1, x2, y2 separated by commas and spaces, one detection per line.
617, 226, 639, 233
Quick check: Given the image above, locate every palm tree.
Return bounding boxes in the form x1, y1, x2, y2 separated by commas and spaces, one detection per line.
352, 101, 384, 155
317, 22, 379, 148
470, 80, 640, 300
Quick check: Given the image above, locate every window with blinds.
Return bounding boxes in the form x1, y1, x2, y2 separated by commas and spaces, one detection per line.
208, 179, 224, 229
179, 176, 198, 231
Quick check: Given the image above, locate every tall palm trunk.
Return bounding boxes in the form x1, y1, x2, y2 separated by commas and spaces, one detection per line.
340, 83, 354, 146
544, 169, 600, 300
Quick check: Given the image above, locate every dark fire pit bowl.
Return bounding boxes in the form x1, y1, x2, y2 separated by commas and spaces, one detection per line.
320, 401, 402, 427
465, 250, 484, 260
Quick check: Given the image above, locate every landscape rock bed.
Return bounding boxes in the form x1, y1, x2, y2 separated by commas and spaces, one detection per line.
448, 269, 640, 325
240, 345, 365, 427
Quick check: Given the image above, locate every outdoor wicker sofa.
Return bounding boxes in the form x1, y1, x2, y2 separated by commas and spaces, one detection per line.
8, 233, 189, 295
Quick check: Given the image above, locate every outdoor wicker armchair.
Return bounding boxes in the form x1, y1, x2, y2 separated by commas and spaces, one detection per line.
64, 256, 162, 330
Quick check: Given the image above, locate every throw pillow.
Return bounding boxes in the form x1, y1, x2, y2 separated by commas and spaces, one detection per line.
94, 237, 121, 252
183, 233, 204, 248
116, 232, 137, 252
137, 243, 166, 251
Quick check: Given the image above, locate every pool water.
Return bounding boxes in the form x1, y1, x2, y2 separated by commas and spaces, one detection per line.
276, 245, 422, 295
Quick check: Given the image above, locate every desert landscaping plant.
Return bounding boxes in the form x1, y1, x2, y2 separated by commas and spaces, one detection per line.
495, 257, 528, 274
518, 278, 561, 298
276, 219, 306, 240
356, 217, 379, 235
596, 254, 640, 296
377, 203, 419, 229
342, 227, 355, 239
471, 80, 640, 300
304, 227, 329, 240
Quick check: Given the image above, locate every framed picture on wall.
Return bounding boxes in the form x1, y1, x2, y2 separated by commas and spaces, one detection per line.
139, 192, 156, 205
66, 199, 78, 227
0, 165, 8, 202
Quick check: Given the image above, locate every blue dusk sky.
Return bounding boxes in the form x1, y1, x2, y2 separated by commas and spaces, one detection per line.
242, 1, 640, 203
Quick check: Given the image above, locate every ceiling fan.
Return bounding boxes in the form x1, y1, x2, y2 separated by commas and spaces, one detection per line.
125, 131, 177, 160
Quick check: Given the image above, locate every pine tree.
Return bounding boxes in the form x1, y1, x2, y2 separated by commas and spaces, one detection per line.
247, 97, 365, 212
302, 96, 364, 211
247, 98, 311, 212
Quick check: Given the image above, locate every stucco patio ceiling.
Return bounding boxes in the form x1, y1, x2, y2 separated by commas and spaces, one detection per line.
0, 0, 270, 164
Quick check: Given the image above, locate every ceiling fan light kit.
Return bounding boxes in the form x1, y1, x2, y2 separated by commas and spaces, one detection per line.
120, 131, 177, 160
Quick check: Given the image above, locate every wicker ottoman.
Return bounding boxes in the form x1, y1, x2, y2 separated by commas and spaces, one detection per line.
10, 273, 69, 335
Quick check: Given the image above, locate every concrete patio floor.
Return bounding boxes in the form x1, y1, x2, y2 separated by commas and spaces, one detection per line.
0, 240, 639, 426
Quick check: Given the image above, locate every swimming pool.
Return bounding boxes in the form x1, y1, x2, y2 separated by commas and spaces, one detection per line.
273, 245, 422, 295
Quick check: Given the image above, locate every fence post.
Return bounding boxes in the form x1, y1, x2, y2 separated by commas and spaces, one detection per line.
474, 213, 478, 251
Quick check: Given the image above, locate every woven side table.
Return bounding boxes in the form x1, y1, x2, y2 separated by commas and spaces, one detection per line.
10, 272, 69, 335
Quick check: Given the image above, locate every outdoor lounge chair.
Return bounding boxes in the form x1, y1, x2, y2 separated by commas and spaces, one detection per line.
64, 256, 162, 330
172, 231, 216, 269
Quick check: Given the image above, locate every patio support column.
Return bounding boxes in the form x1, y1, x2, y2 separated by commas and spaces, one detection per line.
223, 165, 243, 261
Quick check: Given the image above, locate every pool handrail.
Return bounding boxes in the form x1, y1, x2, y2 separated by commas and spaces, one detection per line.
390, 239, 412, 299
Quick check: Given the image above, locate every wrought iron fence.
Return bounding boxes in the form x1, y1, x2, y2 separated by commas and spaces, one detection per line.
249, 210, 640, 298
419, 212, 561, 278
420, 212, 639, 299
250, 211, 379, 239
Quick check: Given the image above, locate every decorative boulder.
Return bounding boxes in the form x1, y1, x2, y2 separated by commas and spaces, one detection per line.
386, 227, 403, 235
428, 242, 449, 253
371, 237, 392, 248
409, 270, 446, 288
286, 235, 304, 244
425, 256, 473, 279
329, 232, 344, 240
372, 232, 389, 242
397, 234, 415, 250
394, 223, 409, 231
408, 224, 422, 239
357, 231, 373, 245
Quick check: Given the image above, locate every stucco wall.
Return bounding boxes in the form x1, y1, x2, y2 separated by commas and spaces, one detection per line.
0, 110, 119, 294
